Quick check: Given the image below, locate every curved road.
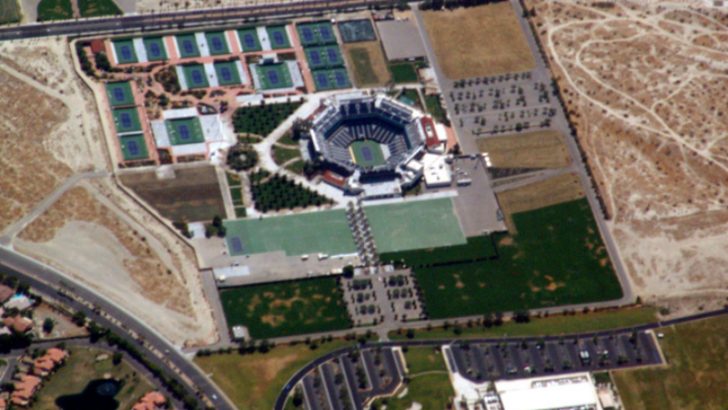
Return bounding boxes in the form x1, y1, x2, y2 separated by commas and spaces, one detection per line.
273, 307, 728, 409
0, 247, 233, 410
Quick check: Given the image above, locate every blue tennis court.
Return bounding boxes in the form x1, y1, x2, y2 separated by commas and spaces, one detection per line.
320, 26, 332, 41
219, 67, 231, 82
310, 50, 321, 65
267, 70, 279, 85
183, 40, 194, 54
244, 34, 256, 49
113, 88, 125, 102
230, 237, 243, 254
361, 146, 374, 161
120, 112, 132, 128
192, 70, 204, 84
301, 27, 313, 43
179, 124, 191, 140
149, 43, 161, 57
316, 72, 328, 87
335, 71, 347, 87
121, 46, 132, 61
272, 32, 285, 46
127, 140, 140, 156
211, 37, 223, 51
327, 48, 338, 63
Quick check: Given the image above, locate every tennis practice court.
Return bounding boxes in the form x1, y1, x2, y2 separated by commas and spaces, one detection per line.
253, 63, 294, 90
205, 31, 230, 55
143, 37, 167, 61
305, 45, 343, 70
112, 39, 137, 64
176, 34, 200, 58
224, 209, 357, 256
214, 61, 242, 85
237, 28, 262, 51
165, 117, 205, 145
119, 133, 149, 161
112, 108, 142, 134
297, 21, 337, 47
181, 64, 209, 88
312, 68, 351, 91
266, 25, 291, 49
350, 139, 385, 167
364, 198, 467, 253
338, 19, 377, 43
105, 82, 134, 107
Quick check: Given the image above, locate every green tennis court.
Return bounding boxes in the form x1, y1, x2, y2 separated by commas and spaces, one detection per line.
214, 61, 242, 85
112, 39, 137, 64
105, 82, 134, 107
365, 198, 467, 253
205, 31, 230, 55
143, 36, 167, 61
253, 63, 293, 90
112, 108, 142, 134
237, 27, 261, 52
224, 209, 356, 256
266, 25, 291, 49
176, 33, 200, 58
350, 139, 386, 167
181, 64, 209, 89
296, 21, 337, 46
119, 133, 149, 161
305, 45, 344, 70
165, 117, 204, 145
312, 67, 351, 91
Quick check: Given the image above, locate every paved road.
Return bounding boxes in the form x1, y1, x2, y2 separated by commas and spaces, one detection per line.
0, 247, 234, 410
0, 0, 388, 41
274, 307, 728, 409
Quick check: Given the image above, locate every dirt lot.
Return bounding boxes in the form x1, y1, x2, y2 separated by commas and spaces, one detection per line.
526, 0, 728, 313
422, 2, 535, 80
496, 173, 584, 231
120, 165, 225, 222
342, 41, 391, 87
477, 130, 571, 169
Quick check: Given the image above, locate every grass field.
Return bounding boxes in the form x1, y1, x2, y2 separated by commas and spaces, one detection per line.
36, 0, 72, 22
224, 208, 356, 256
389, 307, 658, 340
372, 373, 453, 410
272, 145, 301, 166
388, 61, 419, 84
422, 2, 535, 79
350, 139, 385, 167
0, 0, 22, 25
403, 347, 447, 374
119, 165, 225, 222
364, 198, 466, 253
32, 347, 153, 410
613, 314, 728, 410
414, 198, 622, 319
343, 42, 391, 87
477, 130, 571, 169
219, 277, 351, 338
497, 173, 584, 232
195, 341, 352, 410
78, 0, 121, 17
380, 235, 496, 267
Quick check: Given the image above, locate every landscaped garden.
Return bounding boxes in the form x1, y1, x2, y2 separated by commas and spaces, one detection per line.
0, 0, 22, 24
36, 0, 72, 21
219, 277, 351, 338
232, 101, 303, 137
388, 61, 422, 84
78, 0, 121, 17
249, 170, 332, 212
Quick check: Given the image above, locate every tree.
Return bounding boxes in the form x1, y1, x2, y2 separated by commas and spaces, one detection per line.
342, 265, 354, 279
94, 52, 111, 72
71, 311, 86, 327
42, 318, 54, 334
112, 351, 123, 365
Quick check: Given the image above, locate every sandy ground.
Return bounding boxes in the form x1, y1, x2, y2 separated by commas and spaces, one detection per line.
0, 37, 217, 346
525, 0, 728, 315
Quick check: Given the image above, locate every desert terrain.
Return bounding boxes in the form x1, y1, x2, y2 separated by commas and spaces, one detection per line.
0, 37, 216, 346
525, 0, 728, 315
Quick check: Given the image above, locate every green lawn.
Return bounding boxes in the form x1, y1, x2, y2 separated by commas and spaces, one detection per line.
0, 0, 22, 24
232, 101, 302, 137
272, 145, 301, 166
403, 347, 447, 374
364, 198, 466, 253
425, 94, 447, 124
372, 373, 453, 410
32, 347, 153, 410
36, 0, 72, 21
285, 159, 305, 176
389, 307, 657, 340
230, 186, 243, 206
415, 199, 623, 318
389, 62, 420, 84
380, 235, 496, 267
613, 314, 728, 410
348, 47, 380, 86
195, 341, 352, 410
220, 277, 351, 339
78, 0, 121, 17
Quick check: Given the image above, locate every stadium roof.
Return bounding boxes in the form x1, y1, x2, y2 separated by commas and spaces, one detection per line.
376, 19, 427, 61
495, 373, 601, 410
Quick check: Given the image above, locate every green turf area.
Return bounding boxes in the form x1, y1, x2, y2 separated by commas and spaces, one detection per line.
78, 0, 121, 17
119, 133, 148, 161
111, 38, 137, 64
214, 61, 242, 85
181, 63, 209, 89
32, 347, 153, 410
296, 21, 336, 46
195, 341, 352, 410
304, 45, 344, 70
414, 199, 623, 319
205, 31, 229, 55
349, 139, 385, 168
142, 36, 167, 61
347, 47, 381, 86
36, 0, 72, 21
112, 108, 142, 134
390, 307, 658, 340
230, 186, 243, 206
613, 314, 728, 410
380, 235, 496, 267
176, 33, 200, 58
272, 145, 301, 166
219, 277, 351, 338
232, 101, 302, 137
224, 208, 355, 256
312, 67, 351, 91
266, 25, 291, 49
425, 94, 447, 123
285, 159, 305, 176
105, 82, 135, 107
165, 117, 205, 145
237, 27, 262, 52
403, 347, 448, 374
253, 63, 294, 90
389, 62, 420, 84
364, 198, 466, 253
372, 373, 453, 410
0, 0, 22, 24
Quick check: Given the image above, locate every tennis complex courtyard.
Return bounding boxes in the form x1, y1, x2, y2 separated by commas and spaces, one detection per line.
364, 197, 466, 253
224, 209, 357, 257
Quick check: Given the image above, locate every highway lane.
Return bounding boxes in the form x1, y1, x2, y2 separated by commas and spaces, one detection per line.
273, 307, 728, 409
0, 0, 390, 41
0, 247, 234, 410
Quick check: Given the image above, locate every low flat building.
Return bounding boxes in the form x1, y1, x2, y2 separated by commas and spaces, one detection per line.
376, 19, 427, 61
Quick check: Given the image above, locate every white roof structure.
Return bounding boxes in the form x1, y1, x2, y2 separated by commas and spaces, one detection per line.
423, 152, 452, 188
152, 109, 234, 160
495, 373, 602, 410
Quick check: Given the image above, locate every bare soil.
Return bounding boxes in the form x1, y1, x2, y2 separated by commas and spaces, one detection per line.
342, 41, 391, 87
477, 130, 571, 169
